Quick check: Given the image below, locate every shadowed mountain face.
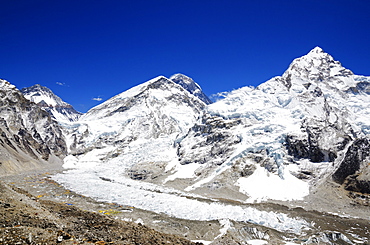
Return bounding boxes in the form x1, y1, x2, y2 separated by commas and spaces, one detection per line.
0, 80, 67, 174
170, 74, 213, 105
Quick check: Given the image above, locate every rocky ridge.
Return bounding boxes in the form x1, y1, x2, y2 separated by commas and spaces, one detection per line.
0, 79, 66, 175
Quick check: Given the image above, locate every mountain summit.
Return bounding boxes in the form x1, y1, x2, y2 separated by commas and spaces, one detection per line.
21, 84, 82, 122
282, 46, 355, 91
170, 73, 212, 104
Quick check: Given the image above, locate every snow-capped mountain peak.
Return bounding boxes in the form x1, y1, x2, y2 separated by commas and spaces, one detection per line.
82, 75, 209, 121
307, 46, 325, 55
281, 47, 355, 91
170, 73, 212, 104
21, 84, 82, 122
22, 84, 66, 107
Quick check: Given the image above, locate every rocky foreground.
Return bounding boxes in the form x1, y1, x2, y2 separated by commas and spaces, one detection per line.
0, 179, 199, 245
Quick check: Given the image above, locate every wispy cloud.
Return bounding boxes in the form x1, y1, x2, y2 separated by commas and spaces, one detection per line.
92, 97, 103, 101
56, 81, 68, 86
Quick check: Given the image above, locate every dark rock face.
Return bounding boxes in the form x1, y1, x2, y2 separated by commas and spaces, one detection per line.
286, 135, 316, 161
285, 125, 345, 163
0, 79, 67, 172
344, 175, 370, 194
170, 74, 212, 105
333, 138, 370, 194
333, 139, 370, 184
177, 114, 242, 166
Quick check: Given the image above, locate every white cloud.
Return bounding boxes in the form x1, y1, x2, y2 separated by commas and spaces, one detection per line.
92, 97, 103, 101
56, 82, 66, 86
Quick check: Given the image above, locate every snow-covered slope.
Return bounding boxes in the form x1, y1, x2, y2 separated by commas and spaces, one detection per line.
21, 84, 82, 122
0, 80, 67, 174
65, 75, 207, 170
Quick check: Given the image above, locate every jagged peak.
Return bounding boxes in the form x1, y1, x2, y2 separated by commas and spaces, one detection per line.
283, 47, 350, 77
170, 73, 199, 90
301, 46, 334, 61
276, 47, 355, 91
170, 73, 193, 82
22, 84, 55, 96
297, 46, 330, 60
170, 73, 212, 104
308, 46, 324, 54
0, 78, 16, 90
22, 84, 66, 107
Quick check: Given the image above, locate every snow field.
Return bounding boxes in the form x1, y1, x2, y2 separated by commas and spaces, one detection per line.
237, 165, 309, 202
53, 168, 309, 234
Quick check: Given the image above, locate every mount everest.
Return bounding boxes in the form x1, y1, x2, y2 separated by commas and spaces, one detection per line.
1, 47, 370, 244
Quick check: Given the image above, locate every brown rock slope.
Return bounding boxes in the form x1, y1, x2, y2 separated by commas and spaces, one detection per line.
0, 181, 200, 245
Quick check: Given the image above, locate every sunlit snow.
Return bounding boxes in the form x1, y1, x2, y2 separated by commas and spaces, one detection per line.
237, 166, 309, 202
53, 168, 309, 234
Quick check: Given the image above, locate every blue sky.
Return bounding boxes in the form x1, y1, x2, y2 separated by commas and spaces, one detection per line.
1, 0, 370, 112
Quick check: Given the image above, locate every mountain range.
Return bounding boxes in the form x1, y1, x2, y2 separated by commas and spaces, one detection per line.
1, 47, 370, 244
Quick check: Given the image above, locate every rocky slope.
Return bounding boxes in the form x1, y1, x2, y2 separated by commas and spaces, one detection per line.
0, 79, 67, 175
0, 180, 198, 245
21, 84, 82, 122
